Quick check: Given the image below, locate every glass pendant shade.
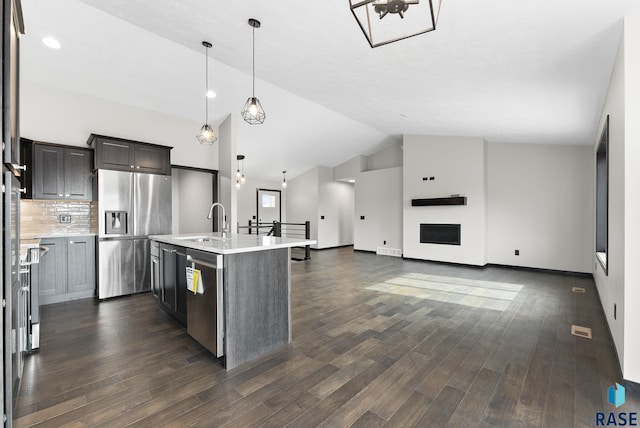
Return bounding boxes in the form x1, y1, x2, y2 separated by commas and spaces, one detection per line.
350, 0, 441, 48
282, 171, 287, 188
197, 124, 216, 145
241, 97, 266, 125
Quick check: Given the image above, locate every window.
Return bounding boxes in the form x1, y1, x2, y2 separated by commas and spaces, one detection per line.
596, 115, 608, 274
261, 194, 276, 208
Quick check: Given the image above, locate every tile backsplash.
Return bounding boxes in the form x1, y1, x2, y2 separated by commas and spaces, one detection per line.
21, 200, 98, 238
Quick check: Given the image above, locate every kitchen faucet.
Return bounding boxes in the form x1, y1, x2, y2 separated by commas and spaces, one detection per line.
207, 202, 228, 236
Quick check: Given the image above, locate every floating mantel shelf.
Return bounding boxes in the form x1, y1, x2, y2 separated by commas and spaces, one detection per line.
411, 196, 467, 206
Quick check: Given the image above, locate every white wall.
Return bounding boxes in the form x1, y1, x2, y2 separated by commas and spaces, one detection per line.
334, 155, 366, 181
236, 177, 287, 232
21, 82, 218, 170
354, 167, 403, 252
318, 167, 354, 248
366, 141, 403, 171
287, 166, 354, 249
487, 143, 593, 273
593, 21, 626, 379
403, 135, 488, 265
286, 167, 319, 247
593, 17, 640, 384
171, 168, 215, 234
218, 114, 237, 232
622, 16, 640, 384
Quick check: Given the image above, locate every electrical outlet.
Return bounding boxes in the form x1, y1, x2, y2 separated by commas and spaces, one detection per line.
59, 214, 71, 224
320, 215, 325, 220
429, 177, 435, 181
383, 240, 386, 245
614, 303, 617, 320
360, 216, 365, 220
514, 249, 519, 256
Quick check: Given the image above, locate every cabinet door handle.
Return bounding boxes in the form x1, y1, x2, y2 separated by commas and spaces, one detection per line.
18, 188, 26, 194
130, 165, 134, 169
136, 166, 140, 169
58, 194, 63, 197
65, 194, 70, 198
69, 241, 74, 244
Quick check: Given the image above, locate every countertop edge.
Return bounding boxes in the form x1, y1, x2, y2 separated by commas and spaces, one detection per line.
149, 234, 316, 255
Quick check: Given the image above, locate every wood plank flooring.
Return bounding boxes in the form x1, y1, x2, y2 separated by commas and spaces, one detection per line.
14, 247, 640, 427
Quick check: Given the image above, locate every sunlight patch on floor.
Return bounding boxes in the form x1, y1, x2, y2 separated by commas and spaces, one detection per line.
366, 273, 523, 312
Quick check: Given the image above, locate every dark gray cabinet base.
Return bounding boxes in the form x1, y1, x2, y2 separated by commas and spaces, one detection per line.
223, 248, 290, 370
38, 236, 96, 305
158, 243, 187, 326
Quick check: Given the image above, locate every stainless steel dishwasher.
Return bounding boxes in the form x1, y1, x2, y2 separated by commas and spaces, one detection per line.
186, 249, 224, 357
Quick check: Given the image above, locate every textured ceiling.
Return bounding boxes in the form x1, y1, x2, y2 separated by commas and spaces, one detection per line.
19, 0, 640, 179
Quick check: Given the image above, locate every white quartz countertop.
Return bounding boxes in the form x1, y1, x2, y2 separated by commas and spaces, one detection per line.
149, 233, 316, 255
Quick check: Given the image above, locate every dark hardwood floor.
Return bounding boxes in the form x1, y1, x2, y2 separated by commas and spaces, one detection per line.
14, 247, 640, 427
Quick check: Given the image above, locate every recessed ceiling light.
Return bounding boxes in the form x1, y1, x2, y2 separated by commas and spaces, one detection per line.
42, 36, 61, 50
206, 90, 216, 99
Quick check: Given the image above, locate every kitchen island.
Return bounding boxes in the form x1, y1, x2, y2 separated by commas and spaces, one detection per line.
149, 233, 315, 369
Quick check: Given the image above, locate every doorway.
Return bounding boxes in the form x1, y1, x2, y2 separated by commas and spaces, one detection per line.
256, 188, 281, 226
171, 166, 218, 234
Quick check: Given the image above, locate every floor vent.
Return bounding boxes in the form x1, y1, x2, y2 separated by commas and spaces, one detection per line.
376, 247, 402, 257
571, 325, 592, 339
572, 287, 586, 294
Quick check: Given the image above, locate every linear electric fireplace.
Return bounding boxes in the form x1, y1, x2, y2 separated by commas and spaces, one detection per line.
420, 223, 461, 245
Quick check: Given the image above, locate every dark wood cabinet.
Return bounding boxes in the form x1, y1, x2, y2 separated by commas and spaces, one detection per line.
39, 235, 95, 305
88, 134, 171, 175
66, 236, 96, 293
134, 144, 170, 174
158, 243, 187, 326
63, 148, 93, 199
33, 144, 63, 199
38, 237, 66, 299
25, 141, 93, 200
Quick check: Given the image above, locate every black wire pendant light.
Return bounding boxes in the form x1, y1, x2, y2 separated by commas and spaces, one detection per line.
241, 18, 266, 125
197, 41, 217, 144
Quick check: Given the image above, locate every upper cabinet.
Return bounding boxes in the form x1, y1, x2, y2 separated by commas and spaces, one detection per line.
2, 0, 25, 171
21, 140, 93, 200
87, 134, 171, 175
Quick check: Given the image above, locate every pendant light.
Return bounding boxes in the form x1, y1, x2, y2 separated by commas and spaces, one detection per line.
197, 41, 217, 144
241, 18, 266, 125
282, 171, 287, 189
237, 155, 246, 186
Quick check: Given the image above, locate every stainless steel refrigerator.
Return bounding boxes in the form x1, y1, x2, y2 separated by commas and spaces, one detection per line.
97, 170, 171, 299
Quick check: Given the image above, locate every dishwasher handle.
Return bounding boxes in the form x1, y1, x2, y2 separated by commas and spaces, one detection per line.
186, 255, 220, 270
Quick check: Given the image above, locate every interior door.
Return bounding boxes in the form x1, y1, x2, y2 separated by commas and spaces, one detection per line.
256, 189, 281, 232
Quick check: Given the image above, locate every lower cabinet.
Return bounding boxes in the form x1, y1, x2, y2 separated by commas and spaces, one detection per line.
158, 243, 187, 326
38, 236, 96, 305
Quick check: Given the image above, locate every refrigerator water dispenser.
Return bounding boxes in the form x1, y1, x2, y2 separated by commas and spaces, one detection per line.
105, 211, 128, 234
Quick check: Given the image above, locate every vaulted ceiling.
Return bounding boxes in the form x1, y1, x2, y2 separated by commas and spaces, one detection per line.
19, 0, 640, 180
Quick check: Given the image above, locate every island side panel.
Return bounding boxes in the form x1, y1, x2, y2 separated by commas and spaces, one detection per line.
224, 247, 290, 369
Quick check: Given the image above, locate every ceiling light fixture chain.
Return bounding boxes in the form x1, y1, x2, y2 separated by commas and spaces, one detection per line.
241, 18, 266, 125
197, 40, 217, 144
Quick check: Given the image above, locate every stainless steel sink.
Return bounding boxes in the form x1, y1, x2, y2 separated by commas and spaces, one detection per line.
189, 237, 228, 242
